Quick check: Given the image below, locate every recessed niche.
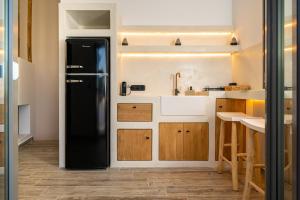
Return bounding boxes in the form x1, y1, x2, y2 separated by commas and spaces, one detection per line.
66, 10, 111, 30
18, 104, 30, 136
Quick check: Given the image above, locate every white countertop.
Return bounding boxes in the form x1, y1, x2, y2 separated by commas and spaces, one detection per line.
117, 89, 293, 101
225, 90, 265, 100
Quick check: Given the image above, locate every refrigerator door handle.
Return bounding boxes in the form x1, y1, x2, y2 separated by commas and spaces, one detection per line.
66, 80, 84, 83
66, 65, 84, 69
66, 73, 109, 77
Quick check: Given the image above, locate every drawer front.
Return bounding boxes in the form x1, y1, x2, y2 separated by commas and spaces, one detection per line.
216, 99, 229, 112
117, 103, 152, 122
117, 129, 152, 161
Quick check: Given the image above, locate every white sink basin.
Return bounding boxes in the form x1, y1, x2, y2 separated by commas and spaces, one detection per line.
160, 96, 209, 116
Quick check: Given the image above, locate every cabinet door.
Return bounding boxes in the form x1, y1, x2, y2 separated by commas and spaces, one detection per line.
183, 123, 209, 161
159, 123, 183, 161
117, 129, 152, 161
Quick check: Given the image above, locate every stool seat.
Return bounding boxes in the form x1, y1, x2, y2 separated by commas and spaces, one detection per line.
240, 118, 265, 133
240, 115, 292, 134
217, 112, 248, 122
285, 114, 292, 125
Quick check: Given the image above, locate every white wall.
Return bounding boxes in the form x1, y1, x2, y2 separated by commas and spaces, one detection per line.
61, 0, 233, 26
121, 57, 233, 96
232, 0, 263, 49
115, 0, 234, 94
232, 0, 264, 89
17, 58, 36, 137
32, 0, 59, 140
118, 0, 232, 26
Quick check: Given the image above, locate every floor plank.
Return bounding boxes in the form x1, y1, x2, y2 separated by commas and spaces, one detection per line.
19, 141, 263, 200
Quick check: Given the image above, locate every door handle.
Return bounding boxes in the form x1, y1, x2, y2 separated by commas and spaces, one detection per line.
145, 136, 150, 140
178, 130, 182, 133
186, 130, 190, 133
66, 80, 83, 83
66, 65, 84, 69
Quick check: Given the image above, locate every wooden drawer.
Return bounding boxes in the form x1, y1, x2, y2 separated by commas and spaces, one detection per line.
117, 129, 152, 161
216, 99, 230, 112
117, 103, 152, 122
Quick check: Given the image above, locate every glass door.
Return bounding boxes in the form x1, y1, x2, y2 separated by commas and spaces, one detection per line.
0, 0, 5, 198
265, 0, 298, 199
283, 0, 296, 199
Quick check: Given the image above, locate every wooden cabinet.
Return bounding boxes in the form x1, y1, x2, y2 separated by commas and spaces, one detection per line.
117, 103, 152, 122
159, 122, 209, 161
0, 133, 3, 167
159, 123, 184, 161
183, 123, 209, 161
117, 129, 152, 161
215, 99, 246, 160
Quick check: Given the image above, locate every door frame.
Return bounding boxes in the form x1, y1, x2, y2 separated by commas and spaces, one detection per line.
265, 0, 285, 199
295, 0, 300, 198
266, 0, 300, 199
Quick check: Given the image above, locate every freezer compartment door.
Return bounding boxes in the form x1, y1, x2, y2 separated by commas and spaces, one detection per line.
66, 38, 110, 74
65, 75, 109, 169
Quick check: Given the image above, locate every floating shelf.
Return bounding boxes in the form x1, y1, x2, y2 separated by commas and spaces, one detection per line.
120, 45, 240, 54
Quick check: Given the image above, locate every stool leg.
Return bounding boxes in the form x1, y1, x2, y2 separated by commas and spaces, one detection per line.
287, 125, 292, 184
217, 120, 225, 173
243, 129, 255, 200
238, 123, 245, 173
254, 133, 264, 188
231, 122, 239, 191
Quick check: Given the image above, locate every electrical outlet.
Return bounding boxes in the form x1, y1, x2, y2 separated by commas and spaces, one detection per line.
130, 85, 146, 91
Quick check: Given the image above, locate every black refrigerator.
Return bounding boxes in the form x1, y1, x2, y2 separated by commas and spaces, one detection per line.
65, 38, 110, 169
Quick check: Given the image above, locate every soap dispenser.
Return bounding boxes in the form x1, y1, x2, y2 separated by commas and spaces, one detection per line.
185, 86, 195, 96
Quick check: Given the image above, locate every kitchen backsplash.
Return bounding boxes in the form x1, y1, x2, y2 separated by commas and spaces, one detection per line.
120, 56, 233, 96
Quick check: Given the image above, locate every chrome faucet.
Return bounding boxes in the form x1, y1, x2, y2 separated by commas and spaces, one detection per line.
174, 72, 181, 96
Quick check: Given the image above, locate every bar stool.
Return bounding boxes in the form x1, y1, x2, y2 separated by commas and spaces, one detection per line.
217, 112, 248, 191
241, 115, 293, 199
241, 118, 265, 200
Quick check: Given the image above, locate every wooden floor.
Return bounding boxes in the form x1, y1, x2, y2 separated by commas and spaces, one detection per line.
19, 141, 263, 200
